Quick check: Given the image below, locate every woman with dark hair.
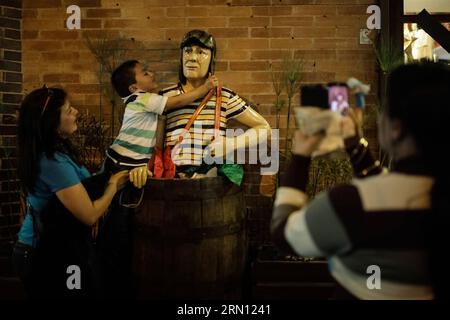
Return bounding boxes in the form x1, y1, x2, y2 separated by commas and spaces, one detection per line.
13, 86, 129, 298
271, 62, 450, 299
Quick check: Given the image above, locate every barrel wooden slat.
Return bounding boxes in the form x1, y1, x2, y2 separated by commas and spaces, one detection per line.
132, 176, 247, 299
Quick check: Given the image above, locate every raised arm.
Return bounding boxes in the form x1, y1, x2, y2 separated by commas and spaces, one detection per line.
165, 75, 219, 110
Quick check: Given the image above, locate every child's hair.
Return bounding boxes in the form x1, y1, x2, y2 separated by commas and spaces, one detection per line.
111, 60, 140, 97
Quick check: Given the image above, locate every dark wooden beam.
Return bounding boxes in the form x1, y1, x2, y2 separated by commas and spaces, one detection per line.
416, 9, 450, 53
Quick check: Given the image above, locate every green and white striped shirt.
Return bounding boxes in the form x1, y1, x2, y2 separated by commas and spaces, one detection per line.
110, 91, 167, 160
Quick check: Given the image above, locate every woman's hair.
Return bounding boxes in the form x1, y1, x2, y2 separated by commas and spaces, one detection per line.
17, 87, 81, 194
387, 62, 450, 299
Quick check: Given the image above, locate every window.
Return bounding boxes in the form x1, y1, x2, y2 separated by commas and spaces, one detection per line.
404, 0, 450, 15
404, 23, 450, 63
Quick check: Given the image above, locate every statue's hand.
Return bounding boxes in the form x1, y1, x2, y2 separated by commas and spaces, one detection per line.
129, 165, 153, 189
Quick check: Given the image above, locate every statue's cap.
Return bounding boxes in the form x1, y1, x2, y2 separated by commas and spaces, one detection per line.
180, 29, 216, 51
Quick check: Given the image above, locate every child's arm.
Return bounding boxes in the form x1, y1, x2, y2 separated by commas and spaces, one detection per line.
165, 75, 219, 110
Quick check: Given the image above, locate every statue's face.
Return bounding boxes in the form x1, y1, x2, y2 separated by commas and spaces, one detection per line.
182, 45, 212, 80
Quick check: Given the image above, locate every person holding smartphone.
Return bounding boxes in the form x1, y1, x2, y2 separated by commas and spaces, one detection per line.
272, 62, 450, 300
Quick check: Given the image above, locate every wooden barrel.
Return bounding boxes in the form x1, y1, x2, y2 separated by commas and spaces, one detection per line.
132, 176, 247, 299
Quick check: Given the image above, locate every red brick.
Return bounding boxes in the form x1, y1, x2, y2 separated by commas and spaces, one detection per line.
208, 28, 249, 38
188, 17, 227, 28
165, 29, 192, 42
314, 15, 367, 27
218, 50, 251, 60
82, 30, 121, 39
251, 27, 292, 38
272, 16, 314, 27
43, 73, 80, 83
104, 19, 146, 29
313, 38, 339, 49
302, 71, 336, 83
165, 7, 185, 17
275, 0, 315, 4
22, 9, 38, 18
139, 0, 185, 5
86, 9, 122, 18
228, 39, 269, 50
208, 6, 252, 16
252, 6, 292, 16
231, 0, 271, 5
23, 19, 61, 30
336, 26, 359, 37
213, 61, 228, 72
23, 40, 63, 51
41, 51, 80, 61
188, 0, 228, 5
251, 50, 291, 60
121, 7, 165, 18
230, 61, 269, 71
337, 50, 375, 61
64, 84, 99, 94
293, 27, 336, 38
22, 31, 39, 39
214, 71, 252, 83
40, 30, 79, 40
81, 19, 102, 29
229, 17, 270, 28
294, 49, 336, 60
337, 5, 369, 16
23, 0, 62, 8
250, 72, 273, 82
292, 5, 337, 16
270, 38, 313, 49
61, 0, 101, 7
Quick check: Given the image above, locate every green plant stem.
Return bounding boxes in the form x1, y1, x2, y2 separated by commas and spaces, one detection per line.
284, 96, 292, 157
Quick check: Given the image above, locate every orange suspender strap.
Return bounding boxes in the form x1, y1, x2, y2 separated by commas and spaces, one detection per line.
213, 85, 222, 140
176, 87, 218, 145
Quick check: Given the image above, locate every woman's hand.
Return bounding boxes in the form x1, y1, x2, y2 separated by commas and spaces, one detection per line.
129, 166, 152, 189
291, 130, 325, 157
108, 170, 130, 191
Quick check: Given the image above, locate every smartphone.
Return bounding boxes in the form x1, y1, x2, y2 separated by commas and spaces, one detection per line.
300, 83, 349, 113
328, 83, 349, 113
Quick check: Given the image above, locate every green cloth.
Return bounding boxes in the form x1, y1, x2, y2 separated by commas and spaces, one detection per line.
182, 163, 244, 186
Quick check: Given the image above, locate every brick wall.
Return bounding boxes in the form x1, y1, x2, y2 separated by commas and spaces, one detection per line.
0, 0, 22, 252
5, 0, 379, 247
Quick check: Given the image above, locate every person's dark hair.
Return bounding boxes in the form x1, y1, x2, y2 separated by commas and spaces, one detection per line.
387, 62, 450, 299
179, 30, 216, 85
17, 87, 82, 194
111, 60, 139, 97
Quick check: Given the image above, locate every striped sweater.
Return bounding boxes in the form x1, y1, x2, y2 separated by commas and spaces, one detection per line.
160, 84, 249, 166
110, 91, 167, 161
272, 141, 434, 300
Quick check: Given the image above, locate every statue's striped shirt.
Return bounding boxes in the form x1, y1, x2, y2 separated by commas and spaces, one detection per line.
160, 84, 250, 166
